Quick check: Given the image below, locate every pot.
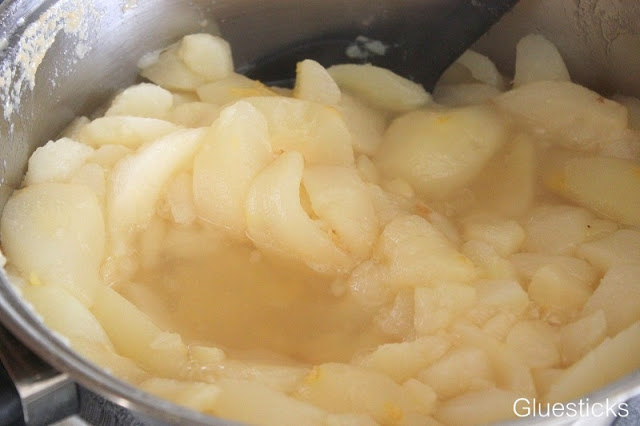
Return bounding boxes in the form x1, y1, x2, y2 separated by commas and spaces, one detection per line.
0, 0, 639, 424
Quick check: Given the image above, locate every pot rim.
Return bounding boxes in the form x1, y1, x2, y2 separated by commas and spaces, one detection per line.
0, 1, 638, 425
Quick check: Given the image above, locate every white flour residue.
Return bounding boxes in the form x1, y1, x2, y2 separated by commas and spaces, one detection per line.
136, 48, 162, 69
0, 0, 100, 121
346, 35, 389, 60
121, 0, 138, 13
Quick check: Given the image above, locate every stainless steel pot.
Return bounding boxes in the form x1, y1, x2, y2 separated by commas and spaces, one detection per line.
0, 0, 639, 424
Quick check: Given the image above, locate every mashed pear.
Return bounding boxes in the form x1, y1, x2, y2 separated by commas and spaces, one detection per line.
2, 32, 640, 426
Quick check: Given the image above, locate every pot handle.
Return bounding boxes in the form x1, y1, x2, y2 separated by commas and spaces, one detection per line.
0, 356, 22, 425
0, 324, 79, 425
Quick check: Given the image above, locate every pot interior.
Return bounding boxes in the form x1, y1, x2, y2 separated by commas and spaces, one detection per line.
1, 0, 640, 423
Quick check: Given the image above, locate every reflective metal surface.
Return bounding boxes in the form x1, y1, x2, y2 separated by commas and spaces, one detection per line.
0, 0, 639, 424
473, 0, 640, 97
0, 325, 78, 425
